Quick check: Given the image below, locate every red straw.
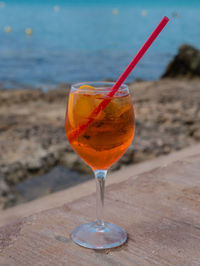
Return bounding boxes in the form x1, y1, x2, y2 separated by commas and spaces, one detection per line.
68, 16, 169, 142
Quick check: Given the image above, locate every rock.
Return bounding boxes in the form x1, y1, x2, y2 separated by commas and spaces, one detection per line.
0, 178, 16, 209
0, 78, 200, 209
60, 153, 78, 168
193, 129, 200, 141
60, 152, 91, 174
162, 44, 200, 78
133, 150, 155, 164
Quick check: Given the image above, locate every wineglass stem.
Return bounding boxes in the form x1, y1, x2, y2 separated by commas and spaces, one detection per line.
94, 170, 107, 227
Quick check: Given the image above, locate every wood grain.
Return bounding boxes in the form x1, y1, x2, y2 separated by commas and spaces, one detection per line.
0, 153, 200, 265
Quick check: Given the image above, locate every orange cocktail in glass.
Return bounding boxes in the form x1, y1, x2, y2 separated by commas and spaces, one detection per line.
66, 83, 134, 170
65, 82, 135, 249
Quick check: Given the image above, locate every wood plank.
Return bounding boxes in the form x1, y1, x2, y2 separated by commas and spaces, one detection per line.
0, 153, 200, 265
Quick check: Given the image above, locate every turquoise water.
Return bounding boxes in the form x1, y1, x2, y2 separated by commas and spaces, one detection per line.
0, 1, 200, 89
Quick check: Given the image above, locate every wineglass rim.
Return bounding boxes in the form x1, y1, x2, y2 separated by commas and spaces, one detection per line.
71, 81, 129, 93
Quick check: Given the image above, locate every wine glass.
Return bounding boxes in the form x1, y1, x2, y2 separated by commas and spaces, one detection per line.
65, 82, 135, 249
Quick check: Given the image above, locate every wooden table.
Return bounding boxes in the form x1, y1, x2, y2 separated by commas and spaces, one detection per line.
0, 150, 200, 265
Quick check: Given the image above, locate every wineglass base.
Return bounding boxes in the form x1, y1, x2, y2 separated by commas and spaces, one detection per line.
72, 222, 127, 249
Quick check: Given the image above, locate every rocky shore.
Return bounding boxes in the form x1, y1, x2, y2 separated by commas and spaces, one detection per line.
0, 44, 200, 209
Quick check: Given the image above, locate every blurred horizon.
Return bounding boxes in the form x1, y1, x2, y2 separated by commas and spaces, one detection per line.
0, 0, 200, 89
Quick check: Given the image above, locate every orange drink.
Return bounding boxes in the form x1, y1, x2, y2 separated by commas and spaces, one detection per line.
65, 84, 135, 170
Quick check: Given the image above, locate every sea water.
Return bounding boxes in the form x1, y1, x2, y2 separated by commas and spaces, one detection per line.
0, 0, 200, 89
